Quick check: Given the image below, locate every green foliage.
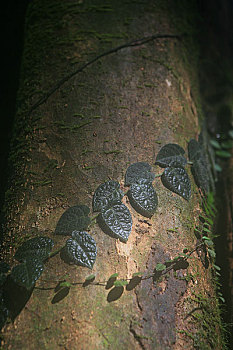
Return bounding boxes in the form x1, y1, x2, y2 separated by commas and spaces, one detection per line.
161, 166, 191, 200
155, 143, 187, 168
0, 144, 223, 336
210, 133, 232, 171
55, 205, 91, 235
99, 203, 132, 243
155, 263, 166, 271
114, 280, 129, 287
63, 231, 97, 269
125, 162, 154, 186
92, 180, 124, 212
10, 257, 44, 290
127, 179, 158, 217
14, 236, 54, 262
59, 281, 72, 288
188, 139, 210, 193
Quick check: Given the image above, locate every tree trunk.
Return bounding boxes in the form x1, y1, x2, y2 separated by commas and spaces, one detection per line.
0, 1, 226, 349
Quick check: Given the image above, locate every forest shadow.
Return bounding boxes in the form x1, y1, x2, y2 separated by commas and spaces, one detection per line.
3, 276, 33, 321
51, 282, 70, 304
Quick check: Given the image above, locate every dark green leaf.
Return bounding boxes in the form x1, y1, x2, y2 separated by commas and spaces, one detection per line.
207, 248, 216, 258
63, 231, 97, 269
14, 236, 54, 262
188, 139, 203, 161
125, 162, 155, 186
92, 180, 124, 212
202, 236, 211, 240
192, 159, 210, 192
210, 139, 221, 149
204, 240, 214, 247
207, 192, 217, 210
99, 203, 132, 243
220, 140, 233, 149
188, 139, 210, 192
127, 179, 158, 217
228, 129, 233, 139
161, 167, 191, 200
215, 150, 231, 158
155, 143, 187, 168
10, 257, 44, 290
55, 205, 91, 235
214, 163, 222, 172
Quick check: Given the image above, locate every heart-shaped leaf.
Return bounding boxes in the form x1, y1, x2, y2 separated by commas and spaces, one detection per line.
55, 205, 91, 235
10, 257, 44, 290
99, 203, 132, 243
63, 231, 97, 269
161, 166, 191, 200
128, 179, 158, 217
191, 159, 210, 193
188, 139, 210, 192
155, 143, 187, 168
0, 293, 9, 331
93, 180, 124, 212
125, 162, 155, 186
14, 236, 54, 262
188, 139, 203, 161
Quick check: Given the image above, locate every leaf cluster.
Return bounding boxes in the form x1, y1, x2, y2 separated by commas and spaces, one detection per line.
0, 141, 218, 332
156, 143, 191, 200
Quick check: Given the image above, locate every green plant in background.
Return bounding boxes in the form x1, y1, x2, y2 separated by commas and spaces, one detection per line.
210, 129, 233, 172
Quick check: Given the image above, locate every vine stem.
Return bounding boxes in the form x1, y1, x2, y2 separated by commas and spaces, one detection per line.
28, 33, 181, 115
39, 242, 205, 289
154, 173, 163, 178
47, 246, 64, 259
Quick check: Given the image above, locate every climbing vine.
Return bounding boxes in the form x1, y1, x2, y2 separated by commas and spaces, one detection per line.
0, 140, 222, 332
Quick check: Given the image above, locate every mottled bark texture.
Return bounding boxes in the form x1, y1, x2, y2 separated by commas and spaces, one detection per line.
0, 0, 226, 349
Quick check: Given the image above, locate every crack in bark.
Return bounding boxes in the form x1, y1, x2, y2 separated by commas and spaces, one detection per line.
130, 322, 147, 350
28, 33, 181, 115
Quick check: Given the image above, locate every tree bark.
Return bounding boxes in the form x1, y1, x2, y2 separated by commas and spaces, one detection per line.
0, 1, 226, 349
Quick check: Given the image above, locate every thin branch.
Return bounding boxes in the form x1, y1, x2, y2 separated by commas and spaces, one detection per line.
28, 33, 181, 114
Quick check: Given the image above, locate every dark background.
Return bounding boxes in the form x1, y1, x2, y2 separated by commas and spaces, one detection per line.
0, 0, 29, 208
